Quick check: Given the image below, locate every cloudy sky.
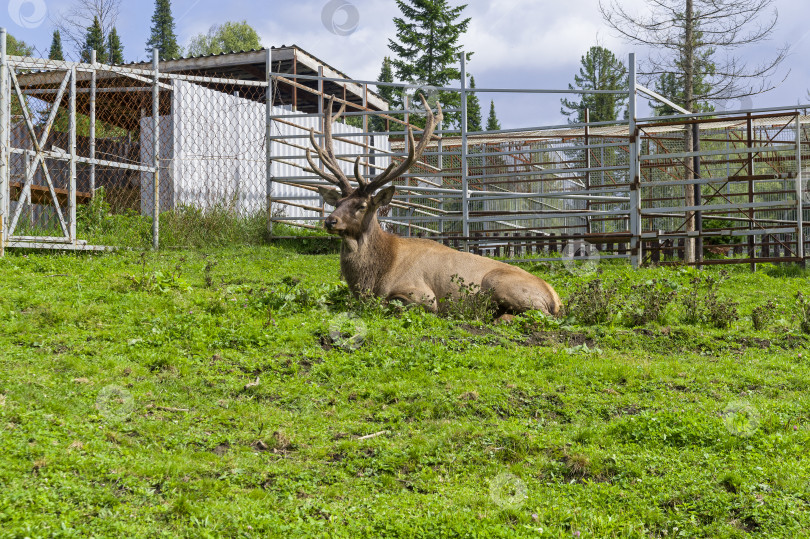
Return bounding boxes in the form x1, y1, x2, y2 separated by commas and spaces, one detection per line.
6, 0, 810, 127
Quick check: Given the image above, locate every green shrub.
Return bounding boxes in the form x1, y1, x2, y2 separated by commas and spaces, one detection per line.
680, 270, 738, 328
622, 279, 677, 327
565, 278, 620, 325
797, 292, 810, 334
751, 300, 776, 331
437, 274, 497, 323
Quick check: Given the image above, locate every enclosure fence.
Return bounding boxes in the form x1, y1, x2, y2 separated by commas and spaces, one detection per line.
0, 29, 808, 268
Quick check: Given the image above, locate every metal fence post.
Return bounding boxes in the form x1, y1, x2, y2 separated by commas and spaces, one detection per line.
24, 152, 32, 227
628, 52, 642, 268
89, 49, 96, 196
152, 48, 160, 250
438, 134, 444, 236
693, 123, 702, 268
69, 67, 77, 243
317, 65, 324, 220
584, 108, 591, 235
265, 48, 274, 236
797, 115, 805, 263
460, 52, 470, 251
0, 28, 7, 257
403, 94, 410, 237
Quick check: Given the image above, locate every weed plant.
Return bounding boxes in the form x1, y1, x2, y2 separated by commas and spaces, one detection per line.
565, 278, 620, 325
751, 300, 777, 331
439, 274, 497, 322
797, 292, 810, 334
681, 270, 739, 328
622, 279, 677, 327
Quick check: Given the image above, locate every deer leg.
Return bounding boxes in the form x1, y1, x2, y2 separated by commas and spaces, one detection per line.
481, 268, 559, 316
387, 288, 437, 313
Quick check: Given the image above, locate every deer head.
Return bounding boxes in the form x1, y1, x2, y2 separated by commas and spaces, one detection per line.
304, 94, 443, 236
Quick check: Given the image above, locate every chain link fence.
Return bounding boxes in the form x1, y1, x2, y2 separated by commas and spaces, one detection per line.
0, 36, 807, 266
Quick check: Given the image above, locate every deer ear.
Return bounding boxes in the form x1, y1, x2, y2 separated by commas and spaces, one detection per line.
372, 185, 396, 207
318, 186, 342, 207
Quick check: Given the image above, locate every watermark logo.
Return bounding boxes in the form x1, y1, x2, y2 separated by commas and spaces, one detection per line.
321, 0, 360, 36
562, 240, 600, 275
722, 401, 759, 437
8, 0, 47, 28
489, 472, 527, 510
413, 83, 441, 111
96, 385, 135, 422
715, 96, 754, 114
327, 312, 367, 351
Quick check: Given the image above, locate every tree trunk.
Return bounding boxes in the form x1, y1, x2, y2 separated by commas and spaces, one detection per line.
683, 0, 696, 264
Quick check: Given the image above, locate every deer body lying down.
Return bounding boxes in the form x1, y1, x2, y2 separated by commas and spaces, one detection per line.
307, 96, 562, 316
321, 186, 562, 315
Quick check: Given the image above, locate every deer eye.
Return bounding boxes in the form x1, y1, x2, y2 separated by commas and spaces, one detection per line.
358, 203, 368, 210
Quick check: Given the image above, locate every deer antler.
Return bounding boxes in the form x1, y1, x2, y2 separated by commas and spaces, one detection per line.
304, 95, 359, 196
305, 94, 443, 196
360, 94, 443, 194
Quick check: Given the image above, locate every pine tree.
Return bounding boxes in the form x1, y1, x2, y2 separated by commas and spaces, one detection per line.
486, 100, 500, 131
377, 57, 399, 110
372, 56, 400, 132
146, 0, 180, 59
81, 16, 108, 63
466, 75, 482, 131
645, 23, 715, 117
108, 27, 124, 64
560, 46, 628, 123
388, 0, 471, 127
49, 30, 65, 61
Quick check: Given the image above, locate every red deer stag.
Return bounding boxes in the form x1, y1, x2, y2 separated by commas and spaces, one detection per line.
305, 95, 562, 316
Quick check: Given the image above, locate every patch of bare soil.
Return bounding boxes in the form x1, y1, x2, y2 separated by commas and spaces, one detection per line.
521, 331, 594, 348
210, 442, 230, 456
458, 323, 496, 336
734, 337, 771, 350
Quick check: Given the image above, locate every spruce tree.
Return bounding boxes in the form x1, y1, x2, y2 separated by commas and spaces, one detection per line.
81, 17, 108, 63
388, 0, 471, 127
146, 0, 180, 59
49, 30, 65, 61
108, 27, 124, 64
560, 46, 628, 123
466, 75, 482, 131
372, 56, 400, 132
377, 57, 399, 110
486, 100, 500, 131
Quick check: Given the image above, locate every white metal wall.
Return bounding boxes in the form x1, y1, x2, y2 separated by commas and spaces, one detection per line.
140, 80, 390, 221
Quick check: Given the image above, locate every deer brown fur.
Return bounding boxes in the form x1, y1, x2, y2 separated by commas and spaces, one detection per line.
306, 96, 562, 316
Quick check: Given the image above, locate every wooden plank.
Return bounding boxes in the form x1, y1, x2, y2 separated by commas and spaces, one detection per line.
10, 181, 91, 206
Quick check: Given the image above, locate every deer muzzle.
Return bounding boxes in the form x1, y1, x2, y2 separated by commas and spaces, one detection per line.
324, 216, 344, 232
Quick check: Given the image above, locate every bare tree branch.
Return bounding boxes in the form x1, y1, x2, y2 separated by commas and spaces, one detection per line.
50, 0, 122, 59
599, 0, 788, 264
599, 0, 787, 110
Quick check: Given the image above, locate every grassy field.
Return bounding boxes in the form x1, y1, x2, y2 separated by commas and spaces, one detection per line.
0, 244, 809, 537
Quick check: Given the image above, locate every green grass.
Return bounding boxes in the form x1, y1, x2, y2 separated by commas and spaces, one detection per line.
0, 246, 809, 537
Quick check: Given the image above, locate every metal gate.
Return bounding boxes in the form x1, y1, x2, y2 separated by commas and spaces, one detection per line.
0, 31, 163, 255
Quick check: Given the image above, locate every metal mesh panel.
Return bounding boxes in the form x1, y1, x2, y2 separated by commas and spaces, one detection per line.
0, 44, 806, 266
638, 113, 806, 263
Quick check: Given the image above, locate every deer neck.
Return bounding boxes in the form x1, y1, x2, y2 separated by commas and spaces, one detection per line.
339, 216, 395, 294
